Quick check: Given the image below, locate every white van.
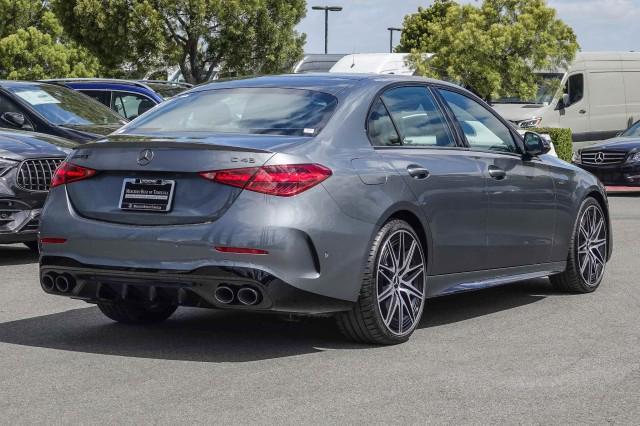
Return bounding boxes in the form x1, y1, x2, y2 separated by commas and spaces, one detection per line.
329, 53, 423, 75
492, 52, 640, 141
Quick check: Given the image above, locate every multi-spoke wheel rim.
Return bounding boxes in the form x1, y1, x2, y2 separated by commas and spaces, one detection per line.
376, 229, 426, 336
577, 205, 607, 286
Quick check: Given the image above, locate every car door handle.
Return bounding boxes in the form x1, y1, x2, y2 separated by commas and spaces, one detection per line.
579, 109, 587, 114
488, 166, 506, 180
407, 165, 430, 180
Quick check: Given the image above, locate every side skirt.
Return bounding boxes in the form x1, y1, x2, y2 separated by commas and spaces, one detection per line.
426, 261, 566, 298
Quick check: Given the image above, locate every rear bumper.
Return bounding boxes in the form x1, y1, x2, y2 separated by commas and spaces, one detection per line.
40, 256, 354, 314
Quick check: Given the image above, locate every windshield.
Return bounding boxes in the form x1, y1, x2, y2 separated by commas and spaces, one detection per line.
145, 83, 189, 99
493, 73, 564, 105
124, 88, 338, 137
621, 121, 640, 137
8, 84, 125, 126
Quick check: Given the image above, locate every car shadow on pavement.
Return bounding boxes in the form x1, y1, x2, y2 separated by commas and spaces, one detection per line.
0, 278, 552, 363
0, 245, 38, 266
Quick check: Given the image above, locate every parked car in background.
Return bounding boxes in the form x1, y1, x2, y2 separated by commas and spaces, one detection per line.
39, 74, 610, 345
573, 119, 640, 188
492, 52, 640, 141
0, 129, 76, 250
43, 79, 192, 120
329, 53, 426, 75
293, 54, 347, 73
0, 81, 126, 143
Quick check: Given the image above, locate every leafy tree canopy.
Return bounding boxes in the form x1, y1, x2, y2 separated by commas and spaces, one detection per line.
398, 0, 579, 101
0, 0, 99, 79
53, 0, 307, 84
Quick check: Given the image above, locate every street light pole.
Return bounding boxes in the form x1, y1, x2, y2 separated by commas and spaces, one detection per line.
387, 27, 402, 53
312, 6, 343, 54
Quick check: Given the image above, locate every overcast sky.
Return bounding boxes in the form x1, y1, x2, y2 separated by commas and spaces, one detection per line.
296, 0, 640, 54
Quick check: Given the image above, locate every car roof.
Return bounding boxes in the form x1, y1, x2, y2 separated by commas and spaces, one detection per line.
191, 73, 462, 96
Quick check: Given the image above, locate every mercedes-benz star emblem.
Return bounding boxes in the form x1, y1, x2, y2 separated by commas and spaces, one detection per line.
594, 152, 605, 164
137, 149, 154, 166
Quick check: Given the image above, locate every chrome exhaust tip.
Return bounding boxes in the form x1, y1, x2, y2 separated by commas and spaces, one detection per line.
54, 274, 74, 293
214, 286, 234, 304
41, 273, 55, 292
237, 287, 260, 306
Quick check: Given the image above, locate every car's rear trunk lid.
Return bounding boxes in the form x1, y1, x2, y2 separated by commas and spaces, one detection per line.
64, 135, 303, 225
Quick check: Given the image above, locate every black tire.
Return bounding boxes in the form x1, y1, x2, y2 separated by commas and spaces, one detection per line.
97, 302, 177, 324
336, 219, 427, 345
550, 197, 608, 293
23, 241, 39, 252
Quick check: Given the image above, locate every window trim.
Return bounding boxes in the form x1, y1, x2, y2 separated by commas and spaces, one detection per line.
365, 82, 466, 150
433, 85, 526, 157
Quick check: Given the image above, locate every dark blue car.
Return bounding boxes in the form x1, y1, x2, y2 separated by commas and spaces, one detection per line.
42, 79, 191, 120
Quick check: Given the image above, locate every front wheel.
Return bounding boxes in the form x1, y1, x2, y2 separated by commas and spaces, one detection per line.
98, 302, 177, 324
336, 220, 427, 345
550, 197, 608, 293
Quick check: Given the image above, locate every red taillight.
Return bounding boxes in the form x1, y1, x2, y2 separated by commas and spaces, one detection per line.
199, 164, 332, 197
51, 162, 97, 188
214, 246, 269, 255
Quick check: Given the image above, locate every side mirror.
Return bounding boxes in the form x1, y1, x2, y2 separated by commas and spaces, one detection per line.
1, 112, 26, 128
556, 93, 569, 111
523, 131, 551, 157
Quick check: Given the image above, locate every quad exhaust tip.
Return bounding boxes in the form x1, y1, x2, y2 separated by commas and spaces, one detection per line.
237, 287, 260, 306
214, 286, 234, 304
41, 274, 55, 292
54, 274, 75, 293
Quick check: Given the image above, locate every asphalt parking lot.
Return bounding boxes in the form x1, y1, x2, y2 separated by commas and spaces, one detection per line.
0, 196, 638, 424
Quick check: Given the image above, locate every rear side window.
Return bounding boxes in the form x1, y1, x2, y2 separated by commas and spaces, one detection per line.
367, 99, 400, 146
124, 88, 338, 137
111, 91, 155, 119
439, 89, 518, 154
381, 86, 455, 147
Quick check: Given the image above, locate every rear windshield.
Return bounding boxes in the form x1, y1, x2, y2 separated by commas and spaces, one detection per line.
123, 88, 338, 137
8, 84, 125, 126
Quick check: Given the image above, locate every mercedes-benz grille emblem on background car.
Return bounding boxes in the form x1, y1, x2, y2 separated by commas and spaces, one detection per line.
137, 149, 154, 166
595, 152, 605, 164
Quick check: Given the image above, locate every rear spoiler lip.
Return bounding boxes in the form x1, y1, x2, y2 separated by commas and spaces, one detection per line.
77, 140, 272, 154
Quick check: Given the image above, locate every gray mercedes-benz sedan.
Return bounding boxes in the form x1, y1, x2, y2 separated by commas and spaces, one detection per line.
39, 74, 611, 344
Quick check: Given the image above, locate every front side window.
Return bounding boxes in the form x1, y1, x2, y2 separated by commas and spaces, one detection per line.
564, 73, 584, 105
123, 88, 338, 137
381, 86, 455, 147
439, 89, 518, 154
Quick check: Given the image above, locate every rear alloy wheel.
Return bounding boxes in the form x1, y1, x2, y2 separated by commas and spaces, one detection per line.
97, 302, 177, 324
337, 220, 426, 344
550, 197, 608, 293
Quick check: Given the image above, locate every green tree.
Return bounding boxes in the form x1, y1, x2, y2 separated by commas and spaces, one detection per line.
398, 0, 579, 101
0, 0, 99, 79
53, 0, 307, 84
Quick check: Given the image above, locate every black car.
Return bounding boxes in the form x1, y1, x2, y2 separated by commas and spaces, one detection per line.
0, 129, 76, 249
574, 121, 640, 187
0, 81, 127, 143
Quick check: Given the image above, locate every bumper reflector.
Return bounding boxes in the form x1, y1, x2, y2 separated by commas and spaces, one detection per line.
214, 246, 268, 255
40, 237, 67, 244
